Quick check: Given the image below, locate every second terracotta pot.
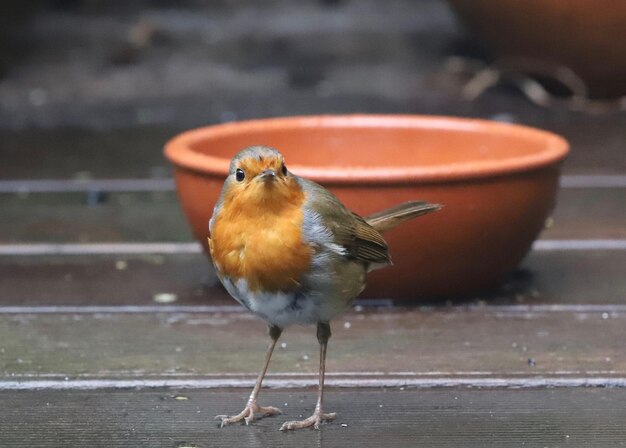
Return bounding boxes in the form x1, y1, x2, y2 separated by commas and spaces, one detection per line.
447, 0, 626, 98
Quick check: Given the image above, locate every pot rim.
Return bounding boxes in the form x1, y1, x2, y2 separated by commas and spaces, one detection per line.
164, 114, 569, 184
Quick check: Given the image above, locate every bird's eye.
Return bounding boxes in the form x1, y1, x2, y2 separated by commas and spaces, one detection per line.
235, 168, 245, 182
281, 163, 287, 176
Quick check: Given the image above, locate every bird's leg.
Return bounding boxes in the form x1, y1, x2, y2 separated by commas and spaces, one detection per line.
280, 322, 337, 431
216, 325, 283, 427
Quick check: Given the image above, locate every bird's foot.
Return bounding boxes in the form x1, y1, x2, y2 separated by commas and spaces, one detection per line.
279, 410, 337, 431
215, 401, 282, 427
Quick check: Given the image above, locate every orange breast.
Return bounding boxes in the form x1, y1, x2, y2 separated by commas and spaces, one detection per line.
210, 181, 312, 293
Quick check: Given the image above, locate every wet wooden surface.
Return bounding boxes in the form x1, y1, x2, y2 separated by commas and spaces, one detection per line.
1, 187, 625, 243
1, 307, 625, 378
1, 250, 625, 306
1, 0, 625, 446
2, 388, 626, 448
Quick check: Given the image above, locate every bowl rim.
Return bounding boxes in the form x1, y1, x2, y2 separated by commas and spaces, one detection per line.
164, 114, 569, 184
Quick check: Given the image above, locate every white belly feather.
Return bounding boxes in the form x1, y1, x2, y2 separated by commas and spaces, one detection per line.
220, 276, 351, 328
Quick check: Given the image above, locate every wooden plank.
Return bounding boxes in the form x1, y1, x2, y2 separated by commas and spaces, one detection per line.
0, 254, 227, 306
543, 188, 626, 239
1, 307, 624, 378
1, 114, 624, 180
526, 114, 626, 176
0, 388, 624, 447
0, 249, 624, 306
0, 192, 191, 243
1, 187, 625, 243
0, 128, 177, 180
505, 250, 626, 306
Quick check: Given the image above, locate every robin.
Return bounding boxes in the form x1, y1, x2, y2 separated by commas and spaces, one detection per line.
209, 146, 441, 431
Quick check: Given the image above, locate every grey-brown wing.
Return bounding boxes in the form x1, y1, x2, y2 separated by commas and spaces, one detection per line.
298, 177, 391, 267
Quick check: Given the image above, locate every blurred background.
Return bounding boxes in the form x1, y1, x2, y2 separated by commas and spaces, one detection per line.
1, 0, 624, 263
3, 0, 486, 132
2, 0, 624, 172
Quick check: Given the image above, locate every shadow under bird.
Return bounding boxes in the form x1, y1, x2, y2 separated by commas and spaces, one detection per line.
208, 146, 441, 430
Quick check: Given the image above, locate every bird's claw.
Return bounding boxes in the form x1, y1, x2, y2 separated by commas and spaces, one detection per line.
216, 402, 282, 428
280, 411, 337, 431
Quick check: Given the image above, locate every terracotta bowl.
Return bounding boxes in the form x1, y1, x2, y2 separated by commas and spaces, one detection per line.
164, 115, 568, 299
446, 0, 626, 98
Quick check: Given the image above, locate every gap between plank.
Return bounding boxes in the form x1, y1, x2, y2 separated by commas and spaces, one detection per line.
0, 178, 175, 193
0, 175, 625, 193
0, 242, 201, 255
0, 304, 624, 314
1, 376, 625, 391
1, 239, 626, 256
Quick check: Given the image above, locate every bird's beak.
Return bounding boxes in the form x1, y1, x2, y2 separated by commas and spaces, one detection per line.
259, 169, 277, 182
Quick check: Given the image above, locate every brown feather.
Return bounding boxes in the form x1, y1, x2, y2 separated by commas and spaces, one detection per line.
365, 201, 442, 234
299, 178, 391, 267
299, 179, 440, 269
349, 214, 389, 263
320, 211, 389, 266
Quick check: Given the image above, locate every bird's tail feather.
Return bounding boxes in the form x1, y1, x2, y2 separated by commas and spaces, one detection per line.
365, 201, 442, 233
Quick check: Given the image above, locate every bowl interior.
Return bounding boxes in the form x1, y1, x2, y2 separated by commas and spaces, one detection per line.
169, 115, 568, 182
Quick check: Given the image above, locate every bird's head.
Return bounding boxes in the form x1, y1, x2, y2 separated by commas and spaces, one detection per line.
221, 146, 302, 211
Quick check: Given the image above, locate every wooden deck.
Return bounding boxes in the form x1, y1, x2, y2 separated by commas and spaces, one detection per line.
1, 0, 625, 446
3, 389, 626, 447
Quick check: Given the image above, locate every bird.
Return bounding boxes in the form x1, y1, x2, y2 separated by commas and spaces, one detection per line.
209, 145, 441, 431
